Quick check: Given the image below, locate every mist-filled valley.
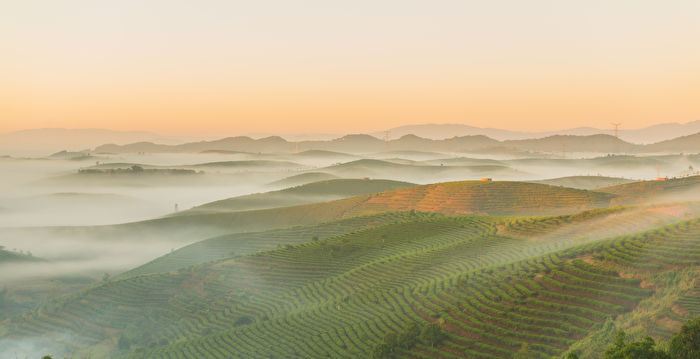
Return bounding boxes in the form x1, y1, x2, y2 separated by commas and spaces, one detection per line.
1, 131, 700, 359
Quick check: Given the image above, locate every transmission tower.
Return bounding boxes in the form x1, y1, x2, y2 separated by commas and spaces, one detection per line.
611, 123, 621, 138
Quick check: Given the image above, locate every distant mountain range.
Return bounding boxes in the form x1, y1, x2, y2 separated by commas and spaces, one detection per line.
0, 128, 186, 156
2, 121, 699, 156
376, 121, 700, 143
93, 132, 700, 155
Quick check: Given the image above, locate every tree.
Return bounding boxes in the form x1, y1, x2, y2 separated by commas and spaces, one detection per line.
604, 331, 669, 359
398, 322, 420, 349
565, 352, 580, 359
118, 334, 131, 350
42, 356, 53, 359
371, 342, 392, 359
420, 323, 444, 347
512, 343, 538, 359
669, 317, 700, 359
383, 332, 398, 351
131, 165, 144, 172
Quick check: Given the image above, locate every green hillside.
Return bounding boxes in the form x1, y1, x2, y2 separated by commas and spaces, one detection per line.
132, 202, 700, 278
178, 179, 416, 215
126, 211, 437, 277
4, 211, 698, 358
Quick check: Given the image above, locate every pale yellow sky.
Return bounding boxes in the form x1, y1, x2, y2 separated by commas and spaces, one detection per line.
2, 0, 699, 135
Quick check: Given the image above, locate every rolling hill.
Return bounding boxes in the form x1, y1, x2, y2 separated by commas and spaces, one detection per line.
645, 132, 700, 153
318, 159, 526, 182
177, 179, 416, 215
267, 172, 340, 187
599, 175, 700, 204
289, 150, 358, 161
502, 134, 640, 153
530, 176, 635, 190
190, 160, 305, 170
336, 180, 616, 216
124, 211, 438, 277
1, 180, 620, 256
128, 201, 700, 278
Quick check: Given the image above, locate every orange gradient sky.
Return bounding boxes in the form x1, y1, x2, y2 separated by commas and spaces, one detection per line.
2, 0, 700, 135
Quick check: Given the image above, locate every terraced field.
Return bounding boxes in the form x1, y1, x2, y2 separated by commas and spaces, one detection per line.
341, 181, 615, 216
126, 211, 437, 276
130, 202, 700, 277
677, 279, 700, 317
4, 209, 698, 358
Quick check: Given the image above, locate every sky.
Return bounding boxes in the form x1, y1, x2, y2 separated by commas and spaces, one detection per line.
2, 0, 700, 135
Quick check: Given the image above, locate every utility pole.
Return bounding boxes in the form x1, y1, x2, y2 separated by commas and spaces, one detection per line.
562, 144, 566, 159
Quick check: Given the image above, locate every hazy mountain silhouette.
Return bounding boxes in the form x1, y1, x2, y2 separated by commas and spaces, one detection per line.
91, 133, 695, 155
0, 128, 184, 156
379, 121, 700, 143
